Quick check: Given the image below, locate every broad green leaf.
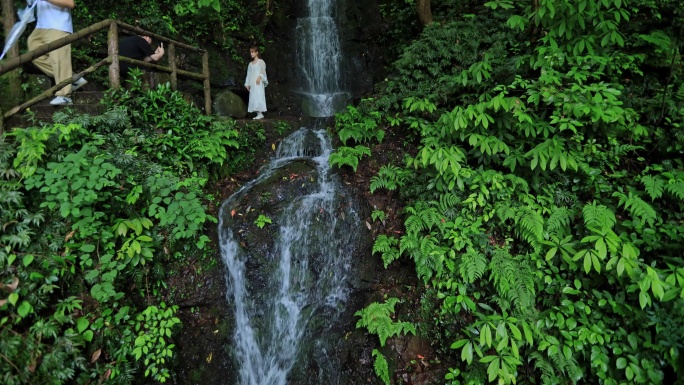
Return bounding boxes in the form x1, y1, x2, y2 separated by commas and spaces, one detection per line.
17, 301, 32, 317
508, 323, 522, 341
617, 357, 627, 369
584, 252, 592, 273
80, 244, 96, 253
521, 322, 534, 345
22, 255, 34, 266
461, 341, 474, 363
77, 317, 90, 333
487, 357, 499, 382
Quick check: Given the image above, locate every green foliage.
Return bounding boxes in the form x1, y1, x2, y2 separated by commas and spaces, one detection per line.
222, 123, 267, 176
254, 214, 272, 229
105, 79, 239, 175
330, 100, 386, 172
132, 303, 181, 382
355, 297, 416, 347
328, 145, 371, 173
372, 349, 391, 385
0, 73, 247, 383
371, 209, 386, 223
370, 164, 410, 194
372, 234, 400, 268
336, 104, 385, 146
345, 0, 684, 384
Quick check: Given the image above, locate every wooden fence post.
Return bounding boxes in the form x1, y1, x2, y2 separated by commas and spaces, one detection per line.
169, 43, 177, 90
107, 21, 120, 89
2, 0, 23, 103
203, 50, 211, 115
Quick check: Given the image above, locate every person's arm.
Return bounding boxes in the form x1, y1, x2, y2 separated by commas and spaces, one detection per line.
144, 43, 165, 63
257, 59, 267, 86
45, 0, 75, 10
245, 64, 250, 91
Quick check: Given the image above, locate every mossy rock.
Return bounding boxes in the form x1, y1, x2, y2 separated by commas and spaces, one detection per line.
213, 90, 247, 119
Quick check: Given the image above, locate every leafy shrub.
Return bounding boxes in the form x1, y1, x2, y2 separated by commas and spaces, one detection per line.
348, 1, 684, 384
0, 74, 248, 383
105, 76, 239, 175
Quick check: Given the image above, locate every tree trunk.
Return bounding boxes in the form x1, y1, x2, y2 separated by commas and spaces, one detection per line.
416, 0, 433, 26
2, 0, 23, 101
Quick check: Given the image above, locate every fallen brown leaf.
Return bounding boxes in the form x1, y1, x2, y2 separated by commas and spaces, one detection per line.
91, 349, 102, 363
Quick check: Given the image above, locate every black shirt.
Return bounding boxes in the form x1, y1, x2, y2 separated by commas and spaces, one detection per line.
118, 35, 154, 76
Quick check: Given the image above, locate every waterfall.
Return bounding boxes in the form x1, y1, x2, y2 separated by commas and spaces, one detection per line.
295, 0, 348, 117
219, 129, 358, 385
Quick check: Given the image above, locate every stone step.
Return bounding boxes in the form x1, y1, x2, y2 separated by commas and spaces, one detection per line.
5, 91, 107, 129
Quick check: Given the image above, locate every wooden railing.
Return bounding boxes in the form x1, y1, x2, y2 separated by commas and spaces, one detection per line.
0, 19, 211, 128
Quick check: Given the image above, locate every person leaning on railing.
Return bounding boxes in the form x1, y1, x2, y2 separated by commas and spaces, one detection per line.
118, 34, 165, 79
27, 0, 87, 106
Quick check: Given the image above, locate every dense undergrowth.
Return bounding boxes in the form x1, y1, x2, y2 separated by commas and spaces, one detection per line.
0, 77, 249, 384
334, 0, 684, 384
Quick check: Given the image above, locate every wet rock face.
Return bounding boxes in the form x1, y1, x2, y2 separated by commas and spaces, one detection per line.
216, 150, 386, 385
220, 160, 321, 305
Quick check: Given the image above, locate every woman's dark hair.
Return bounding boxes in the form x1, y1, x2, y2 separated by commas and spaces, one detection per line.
250, 46, 261, 58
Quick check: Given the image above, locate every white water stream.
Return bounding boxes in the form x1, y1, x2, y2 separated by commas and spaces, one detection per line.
219, 129, 358, 385
295, 0, 347, 117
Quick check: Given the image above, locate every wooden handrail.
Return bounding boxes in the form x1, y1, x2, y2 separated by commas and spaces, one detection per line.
114, 21, 204, 53
0, 18, 211, 127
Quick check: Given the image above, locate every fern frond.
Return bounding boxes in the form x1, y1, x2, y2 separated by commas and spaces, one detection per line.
504, 174, 530, 192
514, 208, 544, 248
613, 191, 657, 227
369, 164, 410, 194
548, 344, 583, 382
372, 350, 391, 385
372, 235, 396, 255
419, 235, 438, 258
400, 233, 442, 282
665, 181, 684, 200
546, 207, 572, 234
372, 235, 401, 268
676, 83, 684, 101
403, 205, 418, 216
530, 352, 560, 385
439, 193, 461, 210
582, 202, 616, 229
640, 175, 665, 201
489, 249, 535, 312
405, 215, 426, 234
399, 234, 420, 255
459, 248, 488, 283
1, 231, 33, 248
495, 202, 516, 223
355, 298, 416, 347
417, 204, 442, 231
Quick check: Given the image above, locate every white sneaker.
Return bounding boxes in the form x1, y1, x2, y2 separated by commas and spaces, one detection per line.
50, 96, 73, 106
71, 77, 88, 91
254, 113, 264, 120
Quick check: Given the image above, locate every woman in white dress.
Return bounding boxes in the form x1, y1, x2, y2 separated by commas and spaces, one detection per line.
244, 46, 268, 119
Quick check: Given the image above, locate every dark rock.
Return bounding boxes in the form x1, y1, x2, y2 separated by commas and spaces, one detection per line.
213, 90, 248, 119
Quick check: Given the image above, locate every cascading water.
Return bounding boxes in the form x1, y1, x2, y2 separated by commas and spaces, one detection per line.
218, 129, 359, 385
295, 0, 348, 117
